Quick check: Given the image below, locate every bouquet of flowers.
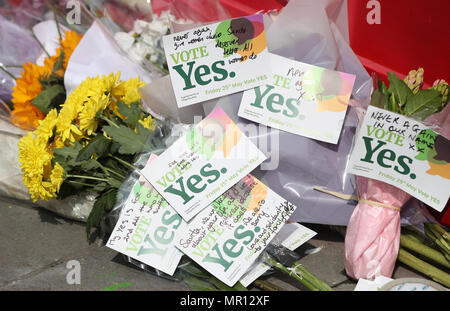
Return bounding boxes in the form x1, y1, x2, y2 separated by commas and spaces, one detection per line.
17, 71, 166, 235
344, 69, 449, 280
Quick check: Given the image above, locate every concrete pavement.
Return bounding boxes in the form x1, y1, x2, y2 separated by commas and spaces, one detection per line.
0, 197, 423, 291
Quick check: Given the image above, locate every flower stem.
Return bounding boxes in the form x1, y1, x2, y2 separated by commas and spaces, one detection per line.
67, 174, 108, 182
400, 234, 450, 269
104, 167, 126, 180
398, 248, 450, 288
263, 255, 333, 291
108, 154, 139, 171
31, 31, 51, 58
0, 65, 16, 80
53, 11, 62, 40
253, 279, 282, 291
100, 115, 120, 128
66, 180, 94, 187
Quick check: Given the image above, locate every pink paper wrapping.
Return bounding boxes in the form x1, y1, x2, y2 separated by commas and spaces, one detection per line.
344, 176, 412, 280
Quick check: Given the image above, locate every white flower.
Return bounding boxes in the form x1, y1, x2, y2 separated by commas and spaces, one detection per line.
114, 32, 135, 50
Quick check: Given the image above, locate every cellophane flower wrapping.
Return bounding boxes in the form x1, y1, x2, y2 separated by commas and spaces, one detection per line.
344, 177, 411, 280
344, 100, 450, 281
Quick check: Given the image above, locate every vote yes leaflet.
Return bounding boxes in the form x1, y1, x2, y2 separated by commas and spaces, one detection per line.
141, 107, 267, 221
163, 14, 270, 107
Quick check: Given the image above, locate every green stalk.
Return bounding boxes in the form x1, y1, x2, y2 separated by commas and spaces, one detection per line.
426, 223, 450, 247
66, 174, 108, 182
66, 180, 94, 187
430, 223, 450, 242
108, 154, 139, 171
263, 256, 333, 291
104, 167, 126, 180
400, 235, 450, 269
398, 248, 450, 288
0, 65, 16, 80
253, 279, 282, 291
425, 225, 450, 256
31, 31, 51, 58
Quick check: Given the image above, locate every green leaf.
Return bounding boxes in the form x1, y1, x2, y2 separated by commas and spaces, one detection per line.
117, 101, 141, 127
53, 142, 83, 171
387, 72, 413, 109
76, 135, 111, 162
370, 89, 386, 109
404, 89, 442, 120
92, 182, 109, 193
103, 124, 151, 155
52, 50, 65, 73
86, 189, 118, 236
107, 177, 123, 188
80, 159, 102, 171
31, 84, 66, 114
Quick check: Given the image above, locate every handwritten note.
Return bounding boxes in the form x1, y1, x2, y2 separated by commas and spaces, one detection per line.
348, 105, 450, 211
238, 53, 355, 144
141, 107, 267, 222
163, 14, 270, 108
175, 174, 297, 287
107, 155, 186, 276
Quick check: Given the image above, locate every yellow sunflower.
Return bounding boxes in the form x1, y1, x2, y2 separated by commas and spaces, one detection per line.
10, 62, 50, 130
10, 30, 82, 130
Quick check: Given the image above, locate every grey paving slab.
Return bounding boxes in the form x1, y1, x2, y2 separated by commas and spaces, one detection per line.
294, 224, 350, 287
0, 198, 95, 286
1, 246, 190, 291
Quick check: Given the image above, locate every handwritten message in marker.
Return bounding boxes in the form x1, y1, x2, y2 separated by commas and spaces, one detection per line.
163, 14, 270, 108
238, 53, 355, 144
348, 105, 450, 211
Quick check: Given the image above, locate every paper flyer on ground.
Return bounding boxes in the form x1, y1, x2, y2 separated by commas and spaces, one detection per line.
238, 53, 355, 144
175, 174, 297, 287
163, 14, 270, 108
107, 155, 186, 276
141, 107, 267, 221
348, 105, 450, 211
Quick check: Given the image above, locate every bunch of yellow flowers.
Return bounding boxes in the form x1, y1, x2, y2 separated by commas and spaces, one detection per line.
18, 72, 156, 204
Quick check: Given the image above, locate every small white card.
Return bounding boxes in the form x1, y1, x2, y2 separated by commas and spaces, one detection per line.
107, 154, 186, 276
175, 174, 297, 287
141, 107, 267, 221
348, 106, 450, 211
238, 53, 355, 144
163, 14, 270, 107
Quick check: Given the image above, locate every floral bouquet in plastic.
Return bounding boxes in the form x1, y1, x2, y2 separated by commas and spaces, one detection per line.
344, 68, 449, 280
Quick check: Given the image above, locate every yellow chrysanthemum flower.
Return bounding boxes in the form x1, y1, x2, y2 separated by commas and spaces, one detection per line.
18, 132, 52, 179
79, 94, 110, 135
34, 109, 58, 142
18, 132, 65, 202
56, 101, 83, 143
139, 116, 155, 130
111, 77, 146, 106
